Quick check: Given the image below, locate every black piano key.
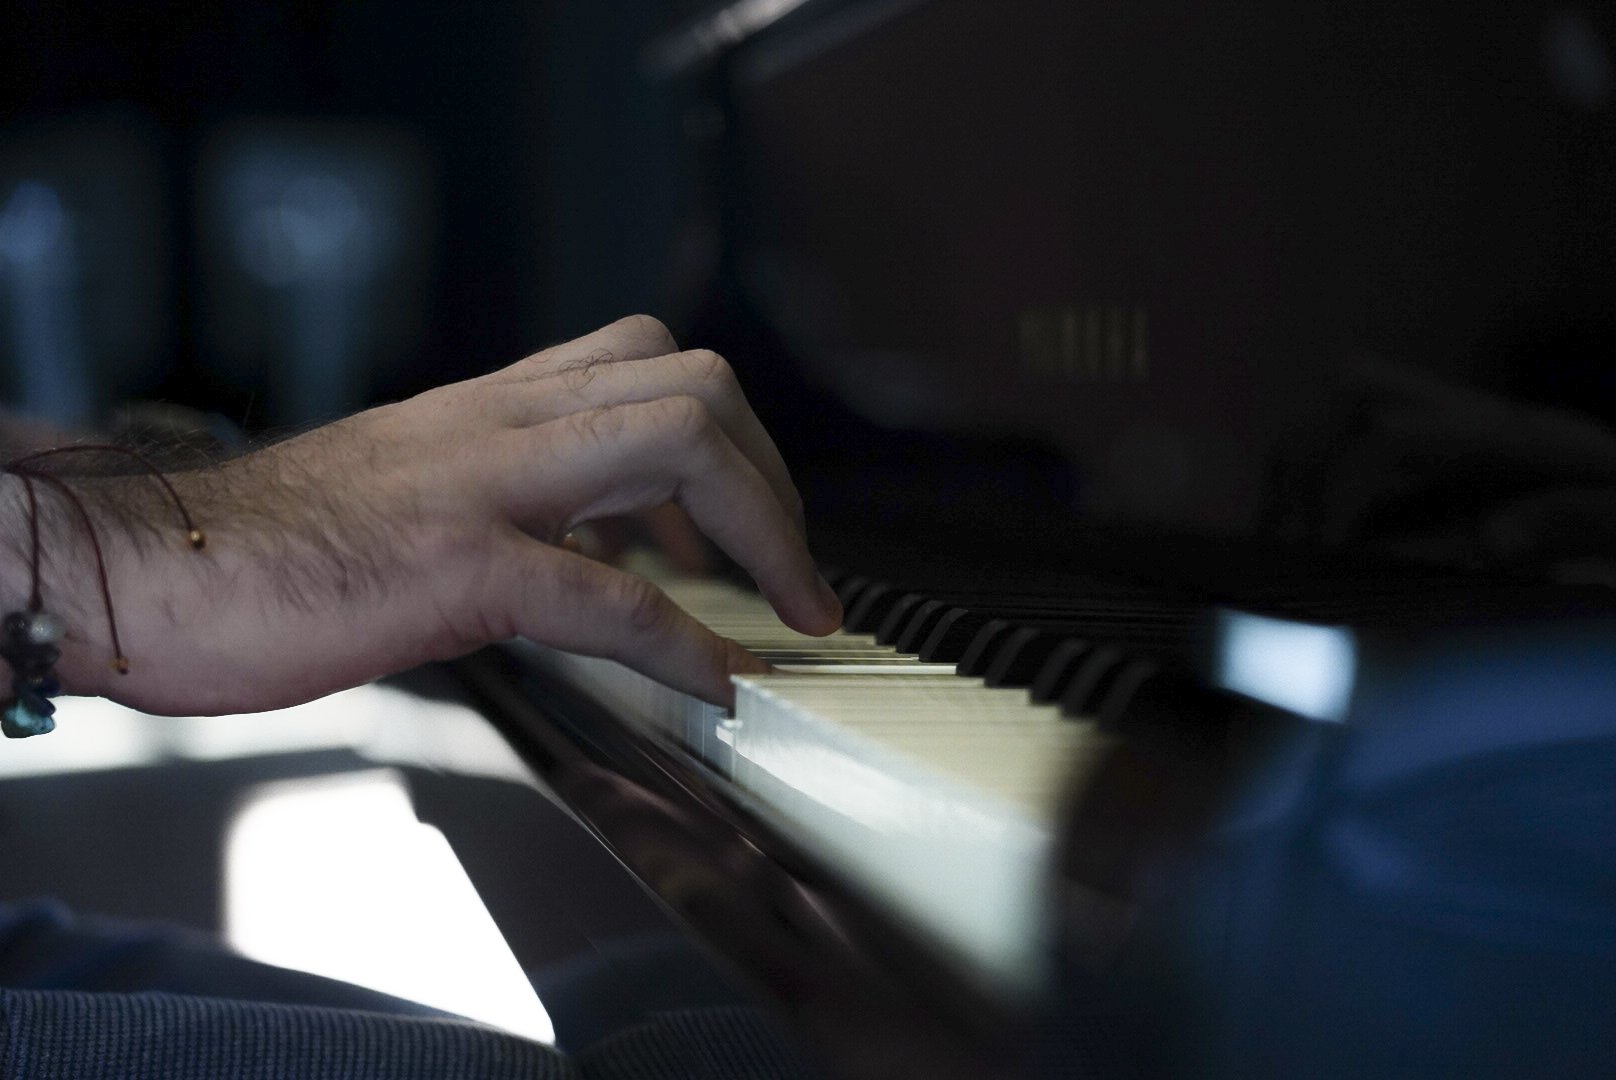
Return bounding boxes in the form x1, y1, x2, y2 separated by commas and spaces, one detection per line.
1094, 658, 1161, 726
1029, 638, 1093, 703
916, 607, 987, 662
834, 574, 875, 610
929, 598, 1196, 647
981, 627, 1042, 687
893, 599, 951, 654
875, 593, 927, 645
958, 619, 1016, 677
844, 582, 900, 634
1059, 645, 1127, 717
828, 568, 1206, 683
984, 628, 1076, 689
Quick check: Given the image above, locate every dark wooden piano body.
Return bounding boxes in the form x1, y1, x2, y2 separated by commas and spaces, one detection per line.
459, 2, 1616, 1077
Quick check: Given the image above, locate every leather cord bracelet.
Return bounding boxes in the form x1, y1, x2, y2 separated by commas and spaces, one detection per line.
1, 446, 205, 738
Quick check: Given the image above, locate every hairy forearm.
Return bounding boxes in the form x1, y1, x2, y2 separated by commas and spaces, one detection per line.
0, 316, 840, 722
27, 418, 512, 716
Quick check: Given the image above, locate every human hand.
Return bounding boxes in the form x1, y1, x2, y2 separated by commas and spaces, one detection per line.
23, 315, 841, 715
564, 501, 718, 576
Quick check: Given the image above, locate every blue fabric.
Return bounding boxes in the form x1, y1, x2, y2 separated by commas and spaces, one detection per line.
0, 988, 573, 1080
573, 1007, 823, 1080
0, 901, 571, 1078
0, 900, 819, 1079
532, 935, 750, 1054
0, 900, 446, 1017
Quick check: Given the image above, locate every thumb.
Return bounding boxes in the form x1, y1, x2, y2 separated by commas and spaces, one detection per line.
490, 538, 767, 707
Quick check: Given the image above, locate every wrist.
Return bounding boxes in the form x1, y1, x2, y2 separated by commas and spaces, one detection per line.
0, 464, 202, 710
0, 474, 102, 734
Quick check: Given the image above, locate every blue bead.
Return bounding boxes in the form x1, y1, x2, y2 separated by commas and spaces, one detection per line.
16, 688, 54, 716
2, 699, 56, 738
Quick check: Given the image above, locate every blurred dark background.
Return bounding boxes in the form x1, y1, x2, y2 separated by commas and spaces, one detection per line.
0, 0, 700, 432
2, 0, 1614, 556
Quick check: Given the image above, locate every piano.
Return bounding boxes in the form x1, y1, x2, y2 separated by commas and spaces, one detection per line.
456, 2, 1616, 1077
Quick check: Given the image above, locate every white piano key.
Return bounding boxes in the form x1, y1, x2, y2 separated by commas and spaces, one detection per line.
729, 672, 1100, 991
519, 568, 1093, 994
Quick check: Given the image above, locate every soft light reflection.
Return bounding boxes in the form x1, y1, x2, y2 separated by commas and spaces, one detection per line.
1215, 610, 1357, 723
233, 173, 378, 287
7, 684, 531, 782
1543, 9, 1613, 110
733, 683, 1052, 994
0, 695, 161, 778
0, 179, 93, 424
226, 769, 553, 1043
211, 135, 408, 423
751, 732, 1028, 838
0, 181, 68, 265
0, 691, 548, 1039
648, 0, 817, 72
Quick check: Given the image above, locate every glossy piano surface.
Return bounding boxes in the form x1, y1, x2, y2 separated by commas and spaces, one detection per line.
467, 1, 1616, 1077
671, 0, 1616, 552
511, 568, 1090, 999
464, 555, 1616, 1080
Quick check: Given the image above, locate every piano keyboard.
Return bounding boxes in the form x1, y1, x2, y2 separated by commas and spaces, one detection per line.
512, 553, 1385, 1002
515, 569, 1112, 996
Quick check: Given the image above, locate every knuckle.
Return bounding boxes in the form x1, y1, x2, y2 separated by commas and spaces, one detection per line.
616, 313, 677, 355
683, 348, 735, 390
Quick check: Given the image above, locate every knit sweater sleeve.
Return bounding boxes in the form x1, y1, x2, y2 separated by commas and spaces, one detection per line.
0, 988, 575, 1080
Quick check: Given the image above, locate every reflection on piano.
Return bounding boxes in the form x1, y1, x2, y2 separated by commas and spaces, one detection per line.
459, 2, 1616, 1077
463, 554, 1616, 1079
516, 565, 1092, 999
